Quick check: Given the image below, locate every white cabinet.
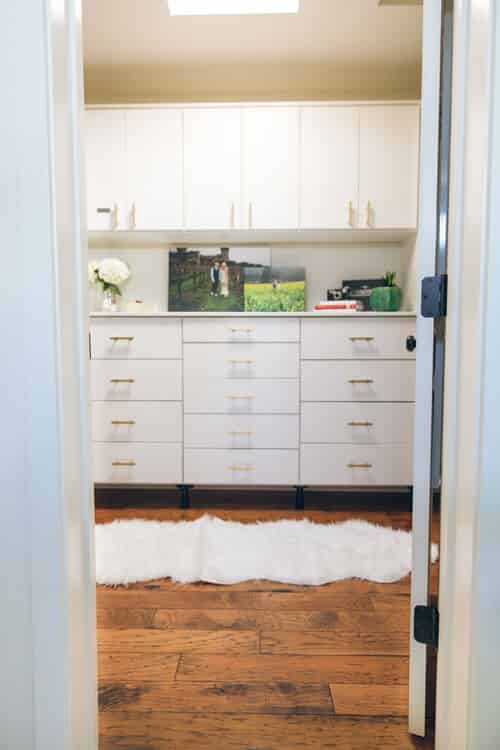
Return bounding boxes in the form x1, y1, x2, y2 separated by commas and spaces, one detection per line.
300, 106, 359, 229
359, 104, 420, 229
125, 108, 183, 230
242, 107, 299, 229
85, 109, 127, 231
184, 108, 241, 229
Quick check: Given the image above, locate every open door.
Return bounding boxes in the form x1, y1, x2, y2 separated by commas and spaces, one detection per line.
409, 0, 453, 737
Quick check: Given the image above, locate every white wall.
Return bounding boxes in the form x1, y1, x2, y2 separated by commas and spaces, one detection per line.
88, 242, 414, 311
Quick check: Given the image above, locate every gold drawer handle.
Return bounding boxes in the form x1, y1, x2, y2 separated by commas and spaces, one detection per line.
109, 336, 135, 342
347, 463, 373, 469
112, 460, 136, 467
228, 430, 255, 436
110, 378, 135, 384
349, 379, 374, 384
228, 359, 255, 364
347, 199, 355, 227
349, 336, 375, 342
226, 394, 254, 400
228, 465, 255, 471
111, 420, 136, 426
348, 421, 374, 427
229, 327, 255, 333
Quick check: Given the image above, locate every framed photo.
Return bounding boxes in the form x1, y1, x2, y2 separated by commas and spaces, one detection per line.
244, 266, 306, 312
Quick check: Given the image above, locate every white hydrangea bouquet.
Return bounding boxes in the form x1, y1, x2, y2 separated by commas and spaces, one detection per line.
88, 257, 131, 312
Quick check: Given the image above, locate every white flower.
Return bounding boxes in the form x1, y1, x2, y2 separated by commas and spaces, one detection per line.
88, 261, 100, 286
97, 258, 131, 288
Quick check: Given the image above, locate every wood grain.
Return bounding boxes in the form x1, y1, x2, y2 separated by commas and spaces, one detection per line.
261, 627, 409, 656
98, 628, 257, 655
331, 684, 409, 716
98, 652, 179, 682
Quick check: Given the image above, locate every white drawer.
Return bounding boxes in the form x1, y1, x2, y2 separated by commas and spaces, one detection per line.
92, 442, 182, 484
184, 414, 299, 449
184, 378, 299, 414
184, 449, 299, 485
300, 444, 413, 486
92, 402, 182, 443
184, 343, 299, 379
301, 403, 414, 445
183, 318, 300, 343
301, 318, 416, 360
301, 360, 415, 402
91, 317, 182, 359
91, 360, 182, 401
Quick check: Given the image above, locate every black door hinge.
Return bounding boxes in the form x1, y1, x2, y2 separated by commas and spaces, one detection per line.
421, 274, 448, 318
414, 605, 439, 648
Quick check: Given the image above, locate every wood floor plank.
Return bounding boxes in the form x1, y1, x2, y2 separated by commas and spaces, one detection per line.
261, 627, 409, 656
330, 684, 408, 717
98, 628, 257, 655
99, 681, 334, 715
98, 713, 432, 749
176, 654, 409, 685
98, 652, 179, 682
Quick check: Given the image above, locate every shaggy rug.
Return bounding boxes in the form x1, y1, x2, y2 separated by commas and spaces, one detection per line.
95, 515, 439, 586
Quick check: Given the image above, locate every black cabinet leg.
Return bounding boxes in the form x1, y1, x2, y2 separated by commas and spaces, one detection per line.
294, 485, 305, 511
177, 484, 193, 509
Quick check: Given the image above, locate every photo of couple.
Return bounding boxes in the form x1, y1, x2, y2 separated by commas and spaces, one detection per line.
210, 261, 230, 298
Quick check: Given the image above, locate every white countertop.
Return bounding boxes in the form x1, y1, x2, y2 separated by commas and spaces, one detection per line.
89, 311, 417, 318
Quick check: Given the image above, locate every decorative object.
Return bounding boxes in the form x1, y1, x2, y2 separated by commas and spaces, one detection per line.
168, 246, 271, 312
244, 266, 305, 312
95, 515, 438, 586
342, 278, 386, 311
88, 257, 131, 312
370, 271, 403, 312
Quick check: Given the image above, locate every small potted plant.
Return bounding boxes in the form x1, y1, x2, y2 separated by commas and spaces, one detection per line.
369, 271, 402, 312
88, 257, 131, 312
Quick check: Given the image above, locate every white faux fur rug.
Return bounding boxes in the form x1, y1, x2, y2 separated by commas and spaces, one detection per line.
95, 515, 438, 586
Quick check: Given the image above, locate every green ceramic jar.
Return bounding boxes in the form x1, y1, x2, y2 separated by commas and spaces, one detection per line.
370, 285, 402, 312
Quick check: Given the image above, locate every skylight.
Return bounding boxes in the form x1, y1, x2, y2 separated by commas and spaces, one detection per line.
167, 0, 300, 16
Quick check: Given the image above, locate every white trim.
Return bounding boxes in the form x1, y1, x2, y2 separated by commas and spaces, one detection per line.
85, 99, 421, 110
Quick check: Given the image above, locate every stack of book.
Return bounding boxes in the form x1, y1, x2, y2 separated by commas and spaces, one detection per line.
313, 300, 358, 312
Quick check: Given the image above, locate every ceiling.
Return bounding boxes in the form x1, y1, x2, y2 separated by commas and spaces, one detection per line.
82, 0, 422, 69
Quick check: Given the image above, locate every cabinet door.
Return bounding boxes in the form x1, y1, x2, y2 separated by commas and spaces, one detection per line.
359, 104, 420, 229
85, 109, 127, 231
184, 108, 241, 229
242, 107, 299, 229
125, 108, 183, 230
300, 106, 359, 229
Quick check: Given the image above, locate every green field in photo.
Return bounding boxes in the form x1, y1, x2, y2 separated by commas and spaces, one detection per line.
244, 281, 305, 312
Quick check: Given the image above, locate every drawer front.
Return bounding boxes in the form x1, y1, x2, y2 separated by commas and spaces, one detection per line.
91, 318, 182, 359
183, 318, 300, 343
301, 403, 414, 445
184, 414, 299, 449
300, 444, 413, 486
93, 442, 182, 484
301, 361, 415, 402
91, 360, 182, 401
184, 449, 299, 485
92, 402, 182, 443
301, 318, 416, 360
184, 343, 299, 379
184, 378, 299, 414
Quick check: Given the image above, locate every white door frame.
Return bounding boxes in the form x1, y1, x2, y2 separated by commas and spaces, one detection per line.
1, 1, 97, 749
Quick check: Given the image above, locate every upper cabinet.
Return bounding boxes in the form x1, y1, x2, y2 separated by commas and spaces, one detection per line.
242, 107, 299, 230
85, 102, 420, 234
300, 106, 359, 229
358, 104, 420, 230
184, 108, 241, 230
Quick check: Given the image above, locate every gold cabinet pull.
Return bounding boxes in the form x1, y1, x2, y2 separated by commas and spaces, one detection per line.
349, 336, 375, 342
348, 421, 374, 427
348, 378, 374, 384
347, 463, 372, 469
111, 202, 119, 230
228, 430, 255, 436
109, 336, 135, 342
230, 201, 235, 229
226, 394, 255, 400
348, 200, 355, 227
111, 420, 136, 425
229, 326, 255, 333
228, 358, 255, 364
130, 202, 136, 230
248, 201, 253, 229
366, 200, 373, 227
110, 378, 135, 384
112, 460, 136, 467
228, 464, 255, 471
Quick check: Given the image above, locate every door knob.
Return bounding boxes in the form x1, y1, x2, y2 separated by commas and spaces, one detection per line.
406, 335, 417, 352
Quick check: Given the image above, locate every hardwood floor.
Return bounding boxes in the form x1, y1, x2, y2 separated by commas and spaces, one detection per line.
96, 502, 438, 749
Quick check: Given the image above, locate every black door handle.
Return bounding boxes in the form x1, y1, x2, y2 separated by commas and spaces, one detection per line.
406, 335, 417, 352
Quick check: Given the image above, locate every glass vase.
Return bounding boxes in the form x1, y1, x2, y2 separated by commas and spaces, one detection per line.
102, 287, 118, 313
